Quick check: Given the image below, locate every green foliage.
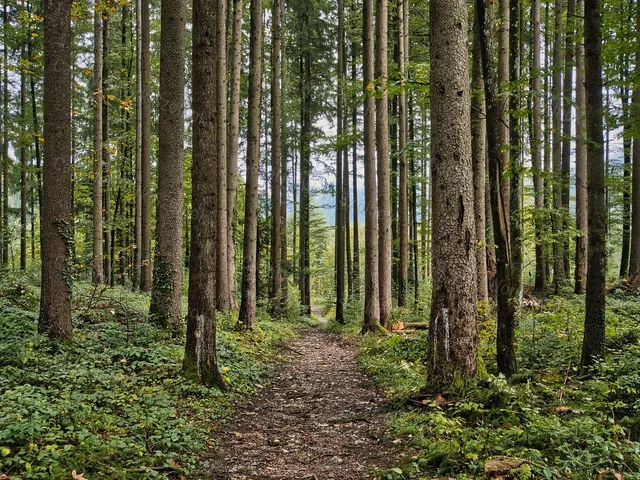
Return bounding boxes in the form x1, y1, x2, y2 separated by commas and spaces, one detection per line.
360, 296, 640, 479
0, 281, 302, 479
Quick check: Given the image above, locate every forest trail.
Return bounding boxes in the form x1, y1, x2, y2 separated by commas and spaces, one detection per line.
201, 324, 405, 479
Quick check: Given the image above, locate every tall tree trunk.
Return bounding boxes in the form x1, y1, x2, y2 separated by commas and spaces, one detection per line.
472, 16, 488, 304
562, 0, 575, 276
238, 0, 263, 329
477, 0, 518, 378
134, 0, 142, 290
427, 0, 477, 390
532, 0, 546, 292
40, 0, 73, 340
335, 0, 346, 323
149, 0, 186, 332
581, 0, 605, 368
183, 0, 226, 389
215, 0, 230, 310
1, 2, 8, 267
630, 0, 640, 277
227, 0, 243, 308
543, 0, 552, 283
351, 42, 360, 299
103, 14, 112, 285
621, 84, 632, 278
362, 0, 381, 333
269, 0, 283, 313
140, 0, 152, 292
92, 0, 104, 284
574, 0, 587, 291
397, 0, 408, 308
20, 52, 27, 271
375, 0, 392, 329
27, 1, 42, 212
299, 52, 311, 315
552, 0, 565, 289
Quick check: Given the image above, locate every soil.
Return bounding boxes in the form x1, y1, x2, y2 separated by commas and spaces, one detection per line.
200, 323, 407, 480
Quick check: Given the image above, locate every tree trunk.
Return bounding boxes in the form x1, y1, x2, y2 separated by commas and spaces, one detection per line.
477, 0, 518, 378
630, 0, 640, 277
238, 0, 263, 329
227, 0, 243, 308
269, 0, 283, 313
20, 52, 27, 271
103, 14, 112, 285
133, 0, 142, 290
532, 0, 546, 292
40, 0, 73, 340
352, 42, 360, 299
397, 0, 408, 308
2, 2, 8, 267
552, 0, 565, 289
562, 0, 575, 277
149, 0, 186, 332
213, 0, 229, 310
375, 0, 392, 329
361, 0, 381, 333
427, 0, 477, 390
581, 0, 606, 369
299, 52, 311, 315
621, 84, 631, 278
140, 0, 152, 292
92, 0, 104, 284
183, 0, 226, 389
574, 0, 587, 291
335, 0, 346, 323
472, 16, 488, 304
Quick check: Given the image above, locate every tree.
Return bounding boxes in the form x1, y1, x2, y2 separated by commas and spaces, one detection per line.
215, 0, 230, 310
133, 0, 143, 290
149, 0, 186, 332
92, 0, 104, 285
631, 0, 640, 277
574, 0, 587, 292
335, 0, 345, 324
581, 0, 605, 368
361, 0, 381, 334
39, 0, 73, 340
552, 0, 565, 288
375, 0, 392, 329
476, 0, 518, 377
397, 0, 408, 308
20, 50, 27, 271
238, 0, 263, 329
183, 0, 226, 389
227, 0, 244, 307
426, 0, 477, 389
140, 0, 152, 292
270, 0, 283, 313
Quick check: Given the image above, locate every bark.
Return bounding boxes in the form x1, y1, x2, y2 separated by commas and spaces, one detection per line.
427, 0, 477, 390
134, 0, 142, 290
227, 0, 243, 308
552, 0, 565, 288
27, 1, 42, 212
20, 53, 27, 270
631, 0, 640, 276
352, 43, 360, 299
375, 0, 392, 329
140, 0, 152, 292
397, 0, 408, 308
238, 0, 263, 329
149, 0, 186, 332
299, 53, 311, 315
92, 0, 104, 284
1, 2, 7, 266
335, 0, 345, 323
215, 0, 230, 310
40, 0, 73, 340
362, 0, 381, 333
532, 0, 546, 292
581, 0, 606, 368
562, 0, 575, 276
477, 0, 518, 377
269, 0, 283, 313
183, 0, 226, 389
621, 84, 631, 278
574, 0, 587, 291
103, 14, 111, 285
472, 16, 488, 304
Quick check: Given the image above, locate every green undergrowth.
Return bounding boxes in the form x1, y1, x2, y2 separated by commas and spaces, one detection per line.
355, 294, 640, 480
0, 278, 309, 479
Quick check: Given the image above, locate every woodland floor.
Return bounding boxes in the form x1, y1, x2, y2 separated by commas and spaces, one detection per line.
200, 315, 406, 480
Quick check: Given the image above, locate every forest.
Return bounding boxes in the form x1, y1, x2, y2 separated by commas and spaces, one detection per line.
0, 0, 640, 478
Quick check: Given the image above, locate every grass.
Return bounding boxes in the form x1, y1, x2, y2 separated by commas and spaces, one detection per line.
0, 277, 310, 479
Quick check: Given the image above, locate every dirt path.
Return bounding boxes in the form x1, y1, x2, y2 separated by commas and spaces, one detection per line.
201, 324, 404, 479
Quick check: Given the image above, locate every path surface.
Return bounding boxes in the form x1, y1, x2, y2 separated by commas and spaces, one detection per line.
201, 324, 404, 479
